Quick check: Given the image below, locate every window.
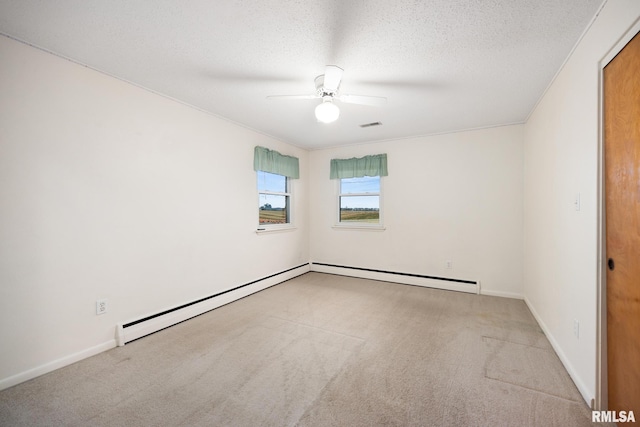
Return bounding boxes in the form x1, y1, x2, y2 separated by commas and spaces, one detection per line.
338, 175, 381, 224
253, 146, 299, 232
330, 153, 387, 230
257, 170, 290, 226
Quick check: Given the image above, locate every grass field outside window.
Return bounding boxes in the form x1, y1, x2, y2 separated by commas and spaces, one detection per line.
338, 176, 381, 225
257, 171, 290, 226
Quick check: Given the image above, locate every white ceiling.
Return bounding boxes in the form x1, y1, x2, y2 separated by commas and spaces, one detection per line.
0, 0, 604, 149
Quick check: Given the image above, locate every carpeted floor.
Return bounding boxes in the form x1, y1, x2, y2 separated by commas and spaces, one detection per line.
0, 272, 609, 426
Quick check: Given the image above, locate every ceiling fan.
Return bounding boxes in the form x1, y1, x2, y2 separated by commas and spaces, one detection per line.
267, 65, 387, 123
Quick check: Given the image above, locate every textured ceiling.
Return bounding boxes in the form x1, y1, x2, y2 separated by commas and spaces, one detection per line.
0, 0, 605, 149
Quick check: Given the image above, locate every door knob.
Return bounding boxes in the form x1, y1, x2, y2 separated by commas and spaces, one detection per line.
608, 258, 615, 271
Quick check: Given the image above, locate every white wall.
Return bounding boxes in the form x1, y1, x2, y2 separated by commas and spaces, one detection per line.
523, 0, 640, 405
309, 125, 524, 298
0, 35, 308, 386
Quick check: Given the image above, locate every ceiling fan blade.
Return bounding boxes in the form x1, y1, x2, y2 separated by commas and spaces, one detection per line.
338, 94, 387, 106
323, 65, 344, 92
267, 94, 320, 101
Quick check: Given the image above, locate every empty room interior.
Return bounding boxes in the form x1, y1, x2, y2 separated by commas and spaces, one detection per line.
1, 1, 639, 425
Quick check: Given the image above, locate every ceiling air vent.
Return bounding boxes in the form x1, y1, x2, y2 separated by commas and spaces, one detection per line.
360, 121, 382, 128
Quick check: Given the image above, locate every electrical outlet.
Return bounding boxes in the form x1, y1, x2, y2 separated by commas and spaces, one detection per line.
96, 299, 108, 315
573, 319, 579, 338
446, 260, 453, 269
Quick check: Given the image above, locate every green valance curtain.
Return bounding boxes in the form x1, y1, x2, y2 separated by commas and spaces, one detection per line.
330, 153, 388, 179
253, 146, 300, 179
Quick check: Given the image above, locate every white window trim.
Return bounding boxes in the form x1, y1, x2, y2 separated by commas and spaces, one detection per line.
331, 224, 386, 231
257, 173, 295, 232
333, 176, 385, 230
256, 225, 297, 234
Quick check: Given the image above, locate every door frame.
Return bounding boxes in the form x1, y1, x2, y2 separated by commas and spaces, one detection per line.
597, 18, 640, 412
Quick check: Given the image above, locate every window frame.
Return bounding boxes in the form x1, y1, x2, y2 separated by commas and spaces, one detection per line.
334, 175, 385, 230
256, 170, 294, 232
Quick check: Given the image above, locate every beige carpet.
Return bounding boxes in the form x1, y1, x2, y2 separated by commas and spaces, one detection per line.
0, 272, 609, 426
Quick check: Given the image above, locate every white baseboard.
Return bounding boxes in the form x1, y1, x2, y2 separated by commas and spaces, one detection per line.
481, 289, 524, 300
116, 263, 310, 346
524, 296, 593, 406
0, 340, 117, 391
311, 262, 478, 294
0, 264, 310, 391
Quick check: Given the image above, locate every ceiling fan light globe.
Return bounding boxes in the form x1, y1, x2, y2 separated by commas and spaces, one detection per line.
315, 101, 340, 123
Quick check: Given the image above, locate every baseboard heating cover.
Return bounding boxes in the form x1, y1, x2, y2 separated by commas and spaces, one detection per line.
310, 262, 480, 294
116, 263, 310, 346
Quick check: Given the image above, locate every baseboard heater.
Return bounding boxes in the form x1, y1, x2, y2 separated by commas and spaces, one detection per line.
310, 262, 480, 294
116, 263, 310, 346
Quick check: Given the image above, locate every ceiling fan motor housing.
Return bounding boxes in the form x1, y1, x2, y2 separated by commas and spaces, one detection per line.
314, 74, 338, 97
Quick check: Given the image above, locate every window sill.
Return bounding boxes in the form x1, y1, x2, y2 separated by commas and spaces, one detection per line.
332, 224, 386, 232
256, 225, 297, 234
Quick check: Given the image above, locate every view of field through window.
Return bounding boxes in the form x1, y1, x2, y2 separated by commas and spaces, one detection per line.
258, 171, 289, 225
340, 176, 380, 223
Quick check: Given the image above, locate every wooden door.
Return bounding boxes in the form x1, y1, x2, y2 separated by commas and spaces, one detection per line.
604, 30, 640, 414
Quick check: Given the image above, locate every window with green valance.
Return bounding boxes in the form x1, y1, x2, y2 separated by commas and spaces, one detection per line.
253, 146, 300, 179
329, 154, 388, 179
